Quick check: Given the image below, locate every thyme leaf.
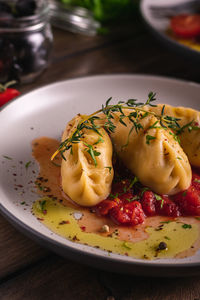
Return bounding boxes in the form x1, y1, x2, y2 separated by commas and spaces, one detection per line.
146, 135, 156, 145
52, 92, 188, 167
154, 194, 164, 208
182, 224, 192, 229
83, 142, 101, 167
2, 155, 12, 160
25, 161, 31, 169
105, 166, 112, 174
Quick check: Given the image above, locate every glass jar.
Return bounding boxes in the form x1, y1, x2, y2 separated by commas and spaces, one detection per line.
0, 0, 53, 84
49, 0, 100, 36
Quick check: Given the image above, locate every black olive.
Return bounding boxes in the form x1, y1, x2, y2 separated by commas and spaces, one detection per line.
0, 1, 52, 83
15, 0, 37, 17
158, 241, 168, 250
0, 2, 12, 15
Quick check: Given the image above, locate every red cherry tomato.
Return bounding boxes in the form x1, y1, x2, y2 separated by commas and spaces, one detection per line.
141, 191, 156, 216
171, 14, 200, 38
95, 199, 118, 216
173, 173, 200, 216
110, 201, 145, 226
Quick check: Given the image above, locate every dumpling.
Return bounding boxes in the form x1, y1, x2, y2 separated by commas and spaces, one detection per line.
61, 115, 114, 206
110, 111, 192, 195
146, 104, 200, 167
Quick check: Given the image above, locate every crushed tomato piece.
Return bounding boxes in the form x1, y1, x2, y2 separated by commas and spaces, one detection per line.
94, 169, 200, 226
173, 172, 200, 216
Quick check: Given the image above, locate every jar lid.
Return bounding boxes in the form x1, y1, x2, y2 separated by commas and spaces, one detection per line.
49, 0, 100, 36
0, 1, 50, 33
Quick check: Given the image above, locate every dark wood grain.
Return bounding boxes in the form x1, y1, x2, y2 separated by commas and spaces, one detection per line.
20, 28, 200, 96
1, 14, 200, 300
51, 20, 142, 61
99, 272, 200, 300
0, 257, 109, 300
0, 214, 48, 279
1, 257, 200, 300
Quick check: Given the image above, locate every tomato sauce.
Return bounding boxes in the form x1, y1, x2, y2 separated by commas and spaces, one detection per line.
94, 164, 200, 226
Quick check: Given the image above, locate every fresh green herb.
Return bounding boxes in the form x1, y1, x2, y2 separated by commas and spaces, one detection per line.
164, 236, 171, 240
128, 176, 138, 190
149, 120, 161, 129
176, 157, 182, 160
145, 91, 157, 106
52, 92, 186, 167
161, 105, 165, 116
25, 161, 31, 169
169, 131, 181, 144
94, 136, 104, 145
97, 26, 109, 35
160, 200, 164, 209
140, 187, 150, 197
20, 201, 25, 205
141, 111, 149, 119
176, 120, 199, 135
39, 200, 46, 212
160, 220, 172, 224
154, 194, 162, 201
35, 182, 44, 191
83, 142, 101, 167
105, 166, 112, 174
182, 191, 187, 197
146, 135, 156, 145
127, 195, 139, 202
121, 125, 135, 149
109, 193, 119, 199
122, 241, 131, 250
2, 155, 12, 160
182, 224, 192, 229
154, 194, 164, 208
60, 0, 134, 22
51, 161, 61, 167
194, 179, 200, 183
123, 186, 127, 193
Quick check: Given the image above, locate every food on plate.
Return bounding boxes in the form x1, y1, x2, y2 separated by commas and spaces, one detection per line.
169, 14, 200, 52
109, 111, 191, 195
32, 93, 200, 260
60, 115, 114, 206
51, 92, 199, 215
146, 104, 200, 167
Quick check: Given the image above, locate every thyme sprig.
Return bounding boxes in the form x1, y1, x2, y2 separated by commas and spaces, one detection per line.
51, 92, 197, 166
83, 142, 101, 167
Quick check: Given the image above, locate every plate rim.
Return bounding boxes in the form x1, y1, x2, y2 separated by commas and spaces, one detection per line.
1, 73, 200, 113
1, 73, 200, 274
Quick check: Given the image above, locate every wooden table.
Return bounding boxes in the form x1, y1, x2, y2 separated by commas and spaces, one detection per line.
1, 14, 200, 300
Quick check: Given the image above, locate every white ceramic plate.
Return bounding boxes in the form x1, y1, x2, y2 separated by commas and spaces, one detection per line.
140, 0, 200, 62
1, 74, 200, 277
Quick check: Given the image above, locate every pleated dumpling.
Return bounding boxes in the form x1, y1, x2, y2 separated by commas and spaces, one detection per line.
110, 111, 192, 195
61, 115, 114, 206
146, 104, 200, 167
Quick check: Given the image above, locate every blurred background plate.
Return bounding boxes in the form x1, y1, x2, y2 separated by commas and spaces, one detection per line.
140, 0, 200, 62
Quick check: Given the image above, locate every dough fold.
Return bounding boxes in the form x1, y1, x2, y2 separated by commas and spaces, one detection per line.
110, 111, 192, 195
146, 104, 200, 167
61, 115, 114, 206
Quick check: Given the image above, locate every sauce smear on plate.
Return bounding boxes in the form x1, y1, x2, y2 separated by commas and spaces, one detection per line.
32, 137, 200, 260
